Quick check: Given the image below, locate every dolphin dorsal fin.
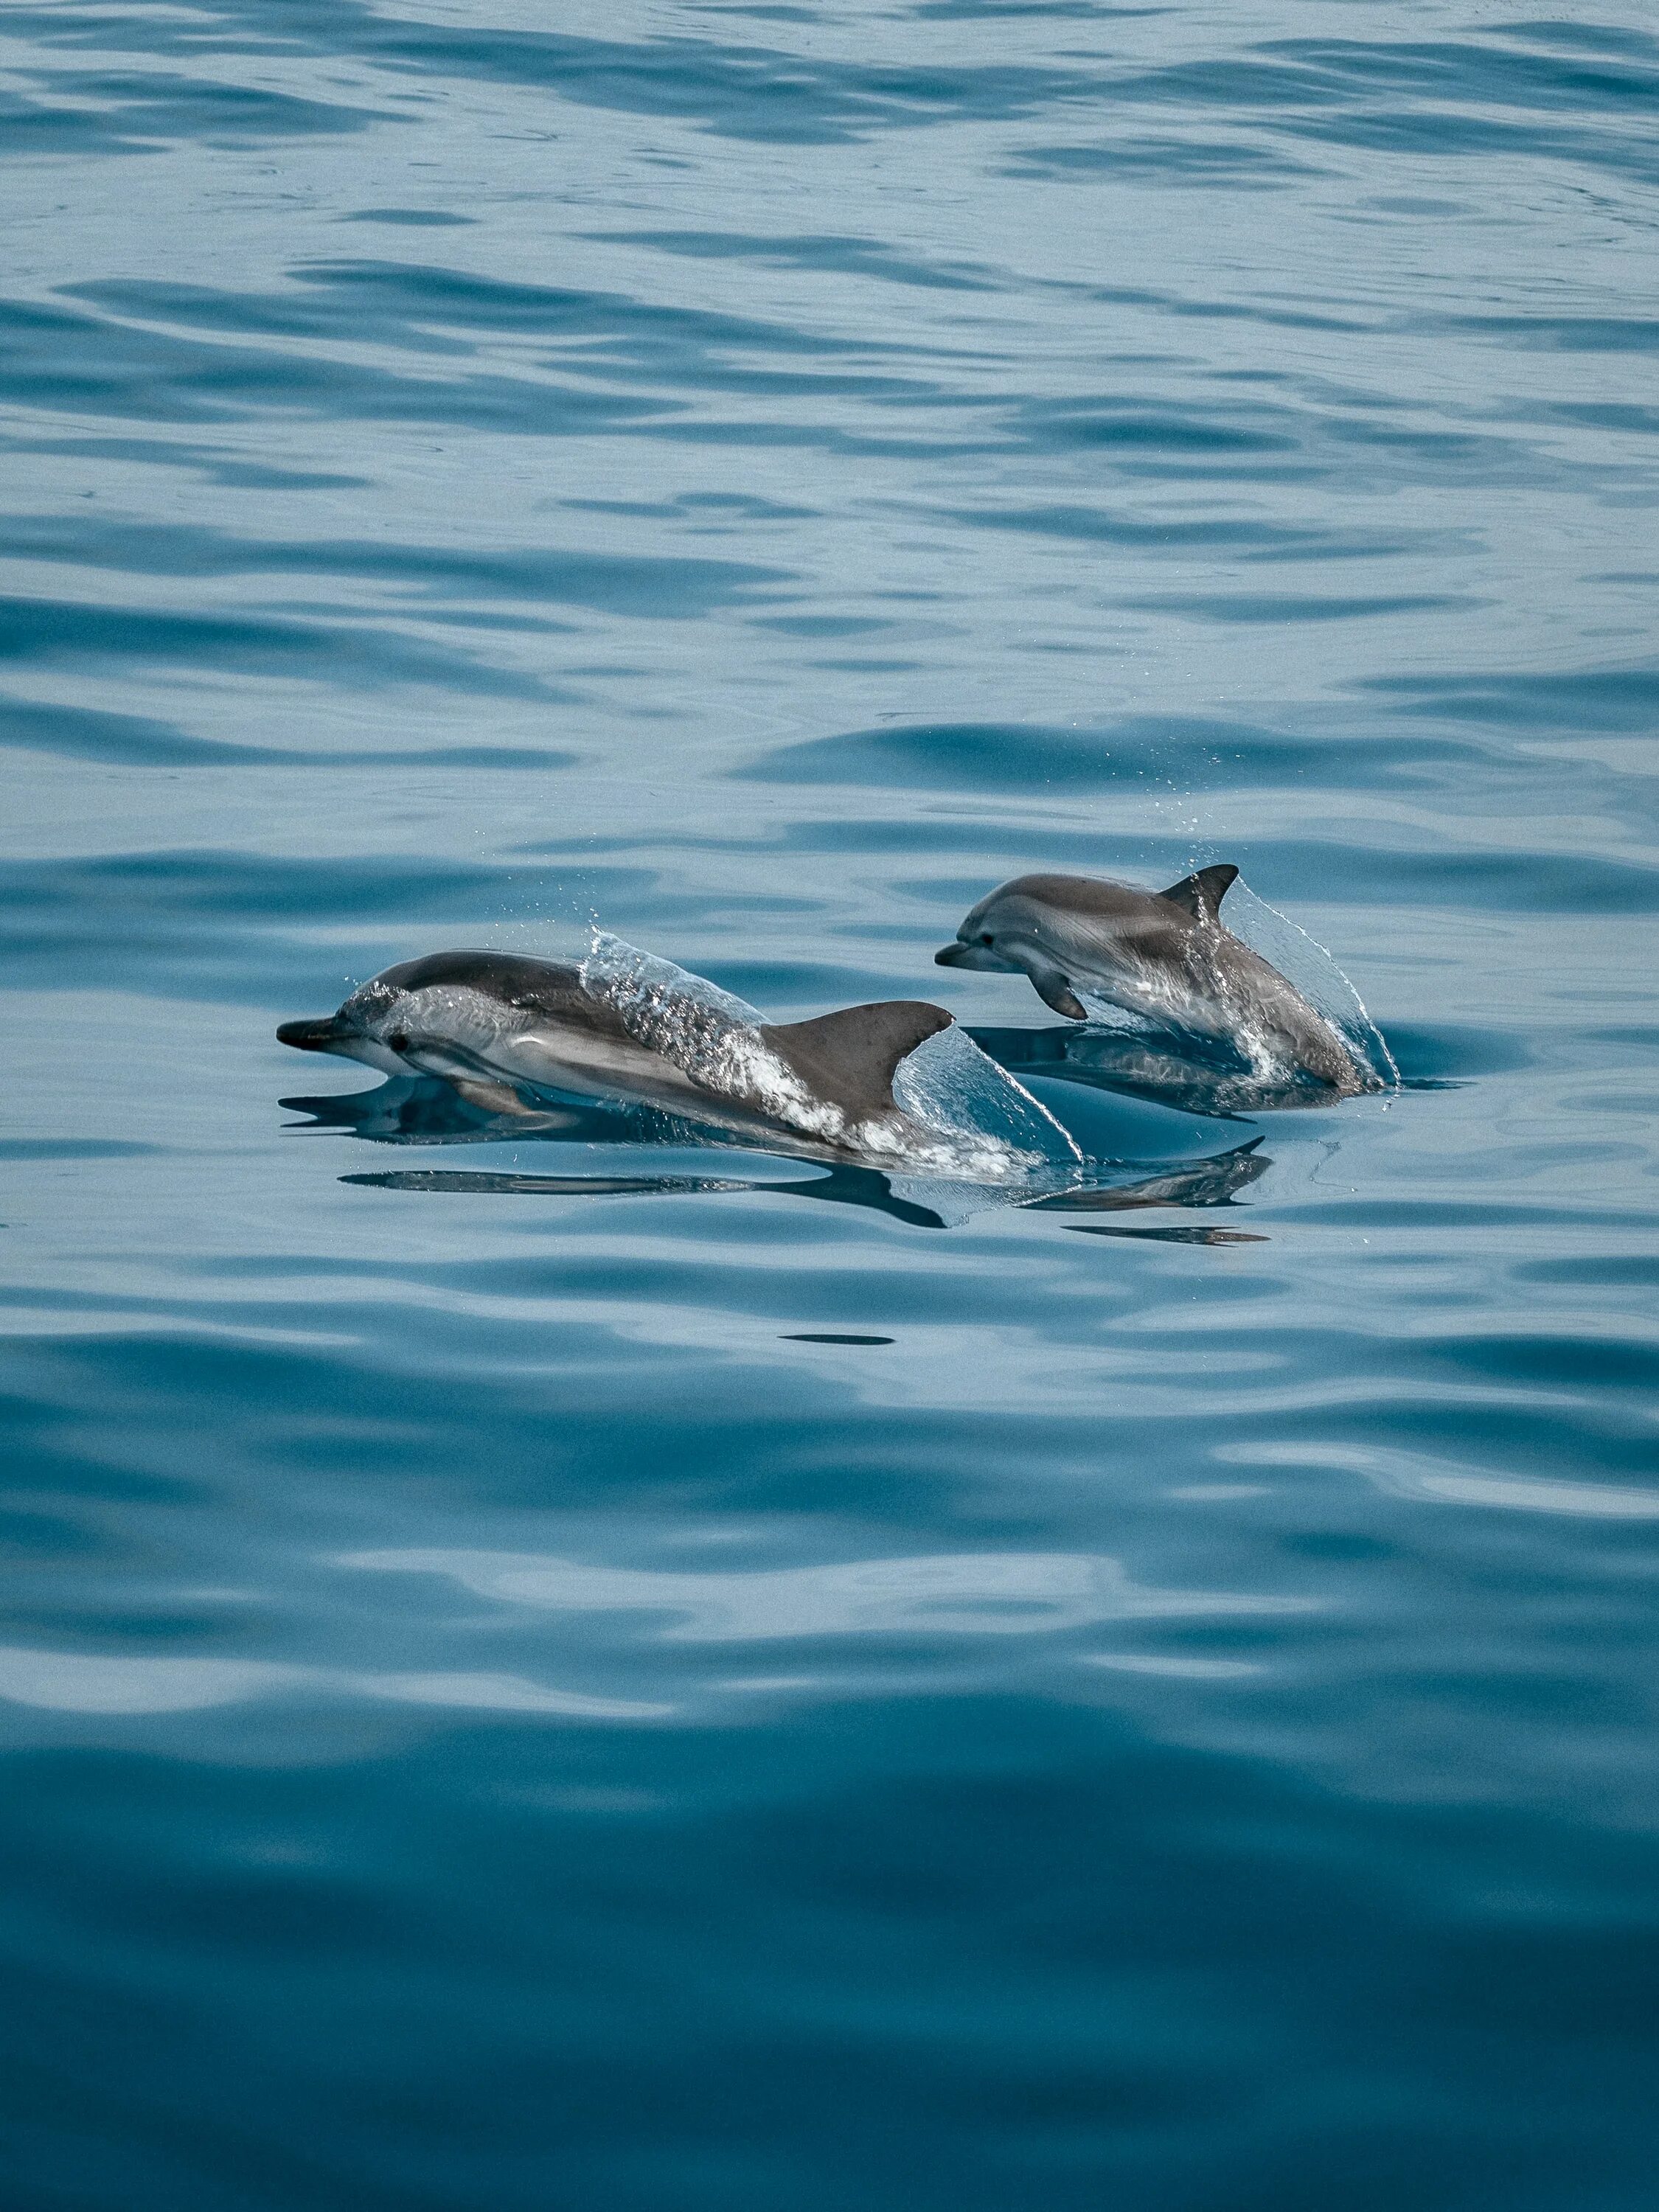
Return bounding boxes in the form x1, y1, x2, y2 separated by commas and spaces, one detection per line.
1158, 863, 1238, 923
759, 1001, 953, 1119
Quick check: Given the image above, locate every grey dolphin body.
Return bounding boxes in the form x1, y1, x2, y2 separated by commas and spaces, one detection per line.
278, 950, 953, 1157
936, 867, 1367, 1093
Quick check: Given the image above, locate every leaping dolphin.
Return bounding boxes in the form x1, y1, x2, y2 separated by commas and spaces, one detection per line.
936, 866, 1368, 1095
278, 949, 954, 1160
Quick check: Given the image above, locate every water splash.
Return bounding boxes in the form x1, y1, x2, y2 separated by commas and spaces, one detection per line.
1223, 883, 1399, 1091
580, 931, 1083, 1185
891, 1020, 1083, 1189
1054, 875, 1394, 1102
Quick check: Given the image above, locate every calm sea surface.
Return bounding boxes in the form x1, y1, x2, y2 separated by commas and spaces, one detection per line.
4, 2, 1658, 2205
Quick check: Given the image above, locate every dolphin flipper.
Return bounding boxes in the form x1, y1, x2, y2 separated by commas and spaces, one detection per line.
451, 1076, 540, 1116
1026, 963, 1089, 1021
759, 1001, 953, 1119
1158, 864, 1238, 924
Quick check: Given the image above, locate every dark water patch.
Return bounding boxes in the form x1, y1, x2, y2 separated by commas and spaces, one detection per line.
1259, 35, 1659, 118
1507, 20, 1659, 63
1427, 313, 1659, 354
1009, 398, 1298, 457
0, 846, 503, 917
1360, 664, 1659, 733
697, 5, 823, 21
740, 719, 1194, 792
561, 491, 820, 523
24, 0, 1105, 143
911, 0, 1148, 16
305, 15, 1103, 146
1380, 1026, 1534, 1082
1293, 1199, 1658, 1234
0, 852, 515, 991
1093, 38, 1659, 183
3, 514, 793, 621
1193, 842, 1659, 914
338, 208, 477, 226
928, 501, 1467, 563
0, 594, 564, 700
0, 1139, 161, 1161
1513, 1256, 1659, 1292
1537, 402, 1659, 439
38, 262, 973, 432
0, 294, 681, 437
1004, 135, 1317, 184
0, 851, 817, 1004
0, 698, 248, 769
26, 849, 546, 927
1121, 591, 1470, 624
7, 434, 372, 492
1418, 1329, 1659, 1402
1278, 105, 1659, 186
72, 260, 921, 364
739, 717, 1487, 795
993, 391, 1575, 496
0, 72, 392, 158
592, 230, 999, 291
751, 615, 892, 639
0, 694, 579, 771
1579, 1026, 1659, 1055
1082, 287, 1373, 335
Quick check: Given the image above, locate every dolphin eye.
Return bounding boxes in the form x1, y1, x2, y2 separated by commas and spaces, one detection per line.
388, 1031, 409, 1053
980, 933, 994, 945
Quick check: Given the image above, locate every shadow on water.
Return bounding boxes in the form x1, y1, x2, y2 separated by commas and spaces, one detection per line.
1026, 1141, 1270, 1213
283, 1076, 1275, 1234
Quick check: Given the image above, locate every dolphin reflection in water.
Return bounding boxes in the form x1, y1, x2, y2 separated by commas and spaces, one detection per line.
282, 1074, 1273, 1235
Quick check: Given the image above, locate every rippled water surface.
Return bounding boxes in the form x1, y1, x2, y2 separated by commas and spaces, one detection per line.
4, 1, 1658, 2205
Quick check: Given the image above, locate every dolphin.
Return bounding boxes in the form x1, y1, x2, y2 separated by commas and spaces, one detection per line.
936, 866, 1368, 1094
278, 949, 954, 1159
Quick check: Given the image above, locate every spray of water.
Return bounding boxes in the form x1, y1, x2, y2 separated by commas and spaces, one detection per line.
580, 932, 1084, 1185
1053, 876, 1394, 1099
1222, 883, 1399, 1091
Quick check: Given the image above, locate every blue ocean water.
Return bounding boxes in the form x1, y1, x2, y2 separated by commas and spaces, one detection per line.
4, 1, 1658, 2203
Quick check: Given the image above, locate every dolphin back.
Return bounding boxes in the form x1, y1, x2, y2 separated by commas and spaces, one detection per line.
758, 1001, 953, 1121
376, 950, 621, 1029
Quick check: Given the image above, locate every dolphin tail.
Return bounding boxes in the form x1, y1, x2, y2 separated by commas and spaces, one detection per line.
1158, 863, 1238, 923
758, 1001, 953, 1119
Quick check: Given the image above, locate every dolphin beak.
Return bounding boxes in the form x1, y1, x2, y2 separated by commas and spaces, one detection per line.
277, 1017, 346, 1052
936, 942, 1010, 973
